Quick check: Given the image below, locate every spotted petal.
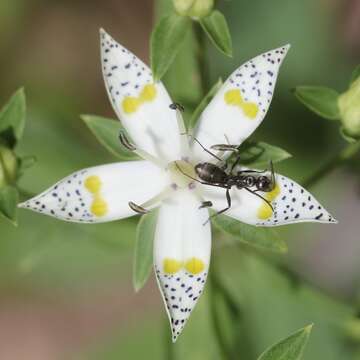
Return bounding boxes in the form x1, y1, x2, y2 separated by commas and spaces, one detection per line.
192, 45, 290, 162
19, 161, 167, 223
100, 29, 181, 162
202, 171, 337, 226
154, 191, 211, 342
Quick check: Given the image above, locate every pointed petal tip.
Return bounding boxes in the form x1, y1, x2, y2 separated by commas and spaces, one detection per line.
17, 201, 27, 209
330, 216, 338, 224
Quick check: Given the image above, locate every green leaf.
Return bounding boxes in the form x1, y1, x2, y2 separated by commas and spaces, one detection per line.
0, 88, 26, 147
293, 86, 340, 120
211, 214, 287, 253
350, 64, 360, 85
339, 127, 358, 144
151, 13, 190, 81
237, 141, 292, 169
133, 209, 158, 291
0, 185, 19, 225
81, 115, 139, 161
200, 10, 233, 57
257, 325, 313, 360
189, 78, 222, 130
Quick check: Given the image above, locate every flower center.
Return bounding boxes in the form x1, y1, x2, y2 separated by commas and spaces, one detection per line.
168, 160, 196, 189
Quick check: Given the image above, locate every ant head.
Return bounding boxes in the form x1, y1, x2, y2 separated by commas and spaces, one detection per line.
256, 176, 273, 192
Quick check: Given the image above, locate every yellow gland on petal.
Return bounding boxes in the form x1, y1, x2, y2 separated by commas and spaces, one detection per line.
163, 258, 183, 274
91, 198, 108, 217
257, 183, 281, 220
84, 175, 102, 194
122, 84, 157, 114
139, 84, 157, 102
224, 89, 259, 119
184, 258, 205, 275
123, 97, 140, 114
84, 175, 108, 217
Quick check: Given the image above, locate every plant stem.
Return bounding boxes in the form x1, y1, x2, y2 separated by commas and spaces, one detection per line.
303, 140, 360, 188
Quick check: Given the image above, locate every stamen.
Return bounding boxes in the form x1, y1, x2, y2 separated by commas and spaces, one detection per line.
169, 104, 190, 157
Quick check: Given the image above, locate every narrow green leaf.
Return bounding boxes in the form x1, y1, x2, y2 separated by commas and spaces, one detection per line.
0, 88, 26, 147
211, 214, 287, 253
237, 141, 291, 169
200, 10, 233, 57
350, 64, 360, 85
81, 115, 139, 161
189, 78, 223, 130
151, 13, 190, 80
293, 86, 340, 120
257, 325, 313, 360
0, 185, 19, 225
133, 209, 158, 291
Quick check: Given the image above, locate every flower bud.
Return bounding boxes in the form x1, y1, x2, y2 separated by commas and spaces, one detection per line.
173, 0, 214, 18
338, 77, 360, 138
0, 145, 17, 187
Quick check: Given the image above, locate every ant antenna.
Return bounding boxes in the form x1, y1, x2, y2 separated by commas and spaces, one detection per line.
269, 160, 276, 190
244, 187, 274, 212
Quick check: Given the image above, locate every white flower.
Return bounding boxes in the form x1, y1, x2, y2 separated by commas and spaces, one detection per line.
19, 29, 337, 342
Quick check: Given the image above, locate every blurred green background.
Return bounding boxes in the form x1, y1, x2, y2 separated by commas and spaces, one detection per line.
0, 0, 360, 359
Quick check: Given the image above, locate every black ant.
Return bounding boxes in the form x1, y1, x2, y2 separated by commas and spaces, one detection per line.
169, 103, 276, 221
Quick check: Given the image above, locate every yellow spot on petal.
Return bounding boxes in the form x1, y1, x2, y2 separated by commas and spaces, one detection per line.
257, 183, 281, 220
163, 258, 183, 274
257, 205, 274, 220
123, 97, 140, 114
184, 258, 205, 275
224, 89, 242, 105
224, 89, 259, 120
91, 197, 108, 217
139, 84, 157, 102
242, 102, 259, 119
84, 176, 102, 194
122, 84, 157, 114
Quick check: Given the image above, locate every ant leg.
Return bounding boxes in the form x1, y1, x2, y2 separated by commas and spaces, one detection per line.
238, 168, 267, 174
183, 135, 224, 162
230, 153, 242, 173
204, 188, 232, 225
199, 201, 213, 209
243, 187, 274, 212
128, 201, 149, 214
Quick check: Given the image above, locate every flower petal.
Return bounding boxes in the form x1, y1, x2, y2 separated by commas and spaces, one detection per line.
100, 29, 181, 162
192, 45, 290, 162
154, 191, 211, 342
19, 161, 167, 223
202, 171, 337, 226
